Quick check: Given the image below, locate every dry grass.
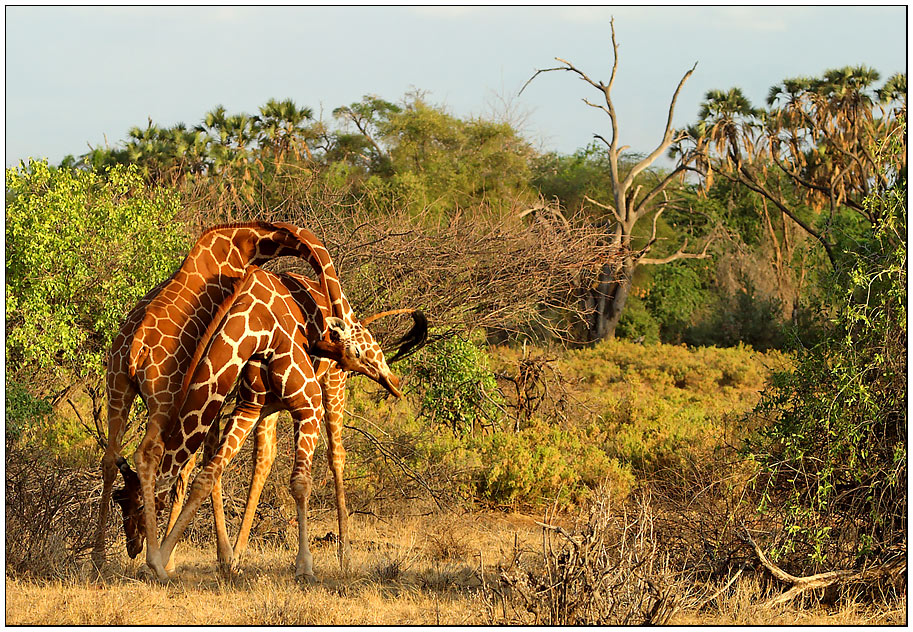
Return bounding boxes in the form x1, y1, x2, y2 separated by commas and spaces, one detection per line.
671, 574, 906, 626
5, 508, 535, 625
6, 506, 903, 626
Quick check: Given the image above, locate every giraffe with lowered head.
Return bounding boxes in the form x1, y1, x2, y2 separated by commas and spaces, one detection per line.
131, 265, 406, 581
94, 221, 352, 573
113, 270, 425, 574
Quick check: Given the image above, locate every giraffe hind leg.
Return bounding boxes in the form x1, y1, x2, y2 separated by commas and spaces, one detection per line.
158, 403, 261, 569
232, 410, 279, 574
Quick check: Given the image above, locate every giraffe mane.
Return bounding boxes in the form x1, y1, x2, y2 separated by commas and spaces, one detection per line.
272, 222, 350, 327
280, 271, 355, 326
197, 220, 278, 238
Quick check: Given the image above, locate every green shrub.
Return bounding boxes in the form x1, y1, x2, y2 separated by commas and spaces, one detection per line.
5, 381, 52, 442
685, 283, 785, 351
747, 139, 906, 569
642, 261, 707, 342
406, 335, 504, 436
615, 296, 660, 343
469, 419, 633, 507
6, 160, 189, 392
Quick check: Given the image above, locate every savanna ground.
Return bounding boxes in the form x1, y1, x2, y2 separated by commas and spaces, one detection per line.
6, 512, 904, 626
6, 341, 905, 625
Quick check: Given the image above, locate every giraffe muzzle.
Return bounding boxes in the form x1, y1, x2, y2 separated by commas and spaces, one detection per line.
379, 371, 403, 398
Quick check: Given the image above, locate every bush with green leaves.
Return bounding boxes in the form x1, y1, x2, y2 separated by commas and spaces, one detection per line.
5, 381, 52, 442
6, 160, 189, 396
469, 420, 634, 507
406, 335, 504, 436
746, 130, 906, 570
614, 296, 660, 343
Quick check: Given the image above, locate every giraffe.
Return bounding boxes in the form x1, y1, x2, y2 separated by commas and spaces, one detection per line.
94, 221, 351, 574
131, 265, 404, 581
113, 271, 425, 573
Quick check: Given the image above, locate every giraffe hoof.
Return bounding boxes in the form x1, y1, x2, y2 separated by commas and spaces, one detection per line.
138, 564, 172, 583
295, 572, 318, 586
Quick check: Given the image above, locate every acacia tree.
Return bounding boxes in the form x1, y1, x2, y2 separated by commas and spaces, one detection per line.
523, 19, 709, 341
331, 95, 401, 172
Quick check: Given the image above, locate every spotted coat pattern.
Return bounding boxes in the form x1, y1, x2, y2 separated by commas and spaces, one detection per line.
93, 221, 348, 578
151, 267, 400, 581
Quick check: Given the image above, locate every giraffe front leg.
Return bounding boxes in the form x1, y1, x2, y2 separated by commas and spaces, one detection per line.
92, 385, 135, 572
202, 421, 234, 572
232, 411, 279, 574
158, 406, 260, 569
163, 454, 196, 574
92, 448, 120, 571
323, 371, 352, 573
290, 410, 321, 584
134, 429, 169, 582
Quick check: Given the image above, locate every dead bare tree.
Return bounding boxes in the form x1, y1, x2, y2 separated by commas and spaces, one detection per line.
521, 18, 712, 341
742, 529, 906, 607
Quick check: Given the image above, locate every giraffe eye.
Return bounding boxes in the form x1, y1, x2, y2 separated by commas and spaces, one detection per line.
355, 349, 361, 359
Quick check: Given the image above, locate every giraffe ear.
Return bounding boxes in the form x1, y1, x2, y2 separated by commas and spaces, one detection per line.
325, 316, 348, 342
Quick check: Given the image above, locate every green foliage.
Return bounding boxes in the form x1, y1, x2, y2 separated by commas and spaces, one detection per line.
373, 94, 535, 215
468, 420, 634, 507
685, 282, 785, 351
614, 296, 660, 343
407, 335, 504, 436
642, 261, 708, 342
532, 143, 618, 214
5, 160, 189, 390
747, 130, 906, 569
5, 381, 52, 441
341, 338, 780, 509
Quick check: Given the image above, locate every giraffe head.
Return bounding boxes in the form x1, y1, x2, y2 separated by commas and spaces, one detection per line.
323, 316, 403, 397
112, 457, 164, 558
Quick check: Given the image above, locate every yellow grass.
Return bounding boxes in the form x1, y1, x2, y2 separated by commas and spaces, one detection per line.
5, 509, 535, 625
6, 508, 903, 626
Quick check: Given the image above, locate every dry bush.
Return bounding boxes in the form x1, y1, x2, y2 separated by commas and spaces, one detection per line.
495, 488, 689, 625
5, 439, 100, 578
186, 176, 618, 343
645, 445, 763, 580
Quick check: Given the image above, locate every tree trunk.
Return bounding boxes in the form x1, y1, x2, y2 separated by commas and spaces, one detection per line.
588, 259, 632, 342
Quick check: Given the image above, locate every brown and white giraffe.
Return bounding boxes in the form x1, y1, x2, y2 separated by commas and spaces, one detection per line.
95, 221, 350, 573
135, 265, 404, 581
113, 271, 424, 574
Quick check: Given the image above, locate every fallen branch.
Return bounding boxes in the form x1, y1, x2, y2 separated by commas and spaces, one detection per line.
742, 528, 906, 606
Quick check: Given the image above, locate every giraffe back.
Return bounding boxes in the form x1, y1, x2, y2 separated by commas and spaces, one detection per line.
113, 221, 347, 418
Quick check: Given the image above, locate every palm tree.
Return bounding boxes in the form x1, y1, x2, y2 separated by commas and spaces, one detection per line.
254, 98, 315, 169
677, 67, 906, 270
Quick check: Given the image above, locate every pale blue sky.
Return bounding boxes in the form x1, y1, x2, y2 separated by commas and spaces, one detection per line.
5, 5, 908, 167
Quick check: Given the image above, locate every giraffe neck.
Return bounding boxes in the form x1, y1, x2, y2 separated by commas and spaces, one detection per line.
158, 268, 295, 483
126, 222, 348, 380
